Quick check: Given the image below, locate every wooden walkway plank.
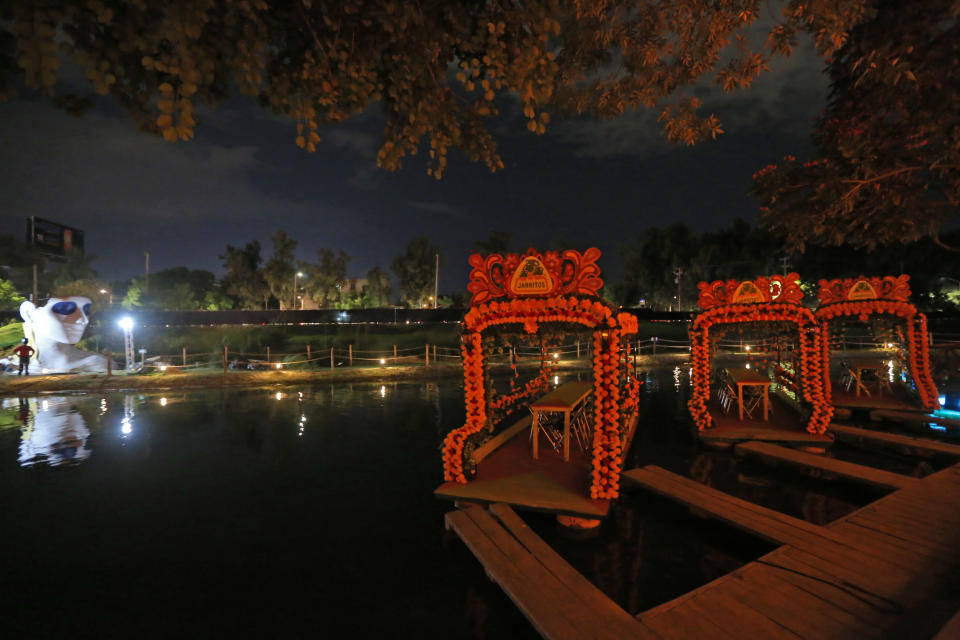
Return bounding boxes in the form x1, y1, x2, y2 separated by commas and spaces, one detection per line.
622, 466, 837, 548
724, 570, 868, 640
829, 423, 960, 457
685, 590, 802, 640
751, 550, 901, 628
622, 466, 913, 576
487, 503, 658, 640
446, 505, 657, 640
641, 600, 739, 639
735, 441, 919, 490
445, 507, 590, 640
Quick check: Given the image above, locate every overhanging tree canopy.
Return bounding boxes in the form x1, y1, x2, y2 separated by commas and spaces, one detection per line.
2, 0, 868, 177
752, 0, 959, 250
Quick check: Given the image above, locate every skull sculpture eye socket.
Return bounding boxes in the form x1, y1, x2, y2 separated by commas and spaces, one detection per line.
82, 303, 91, 316
51, 301, 78, 316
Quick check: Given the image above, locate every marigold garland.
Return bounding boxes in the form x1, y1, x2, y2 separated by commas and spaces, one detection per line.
443, 294, 638, 500
689, 302, 832, 434
815, 299, 939, 410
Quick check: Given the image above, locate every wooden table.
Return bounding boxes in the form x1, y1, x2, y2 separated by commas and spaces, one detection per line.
530, 381, 593, 461
848, 358, 888, 397
727, 368, 771, 421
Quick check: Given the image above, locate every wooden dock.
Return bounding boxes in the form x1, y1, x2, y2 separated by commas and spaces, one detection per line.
829, 423, 960, 457
734, 441, 919, 491
445, 503, 659, 639
625, 463, 960, 639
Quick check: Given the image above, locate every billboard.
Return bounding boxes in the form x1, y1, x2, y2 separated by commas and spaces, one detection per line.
26, 216, 84, 257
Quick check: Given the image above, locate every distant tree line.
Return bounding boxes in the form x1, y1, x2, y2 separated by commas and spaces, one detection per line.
3, 224, 958, 314
0, 232, 450, 312
613, 221, 960, 311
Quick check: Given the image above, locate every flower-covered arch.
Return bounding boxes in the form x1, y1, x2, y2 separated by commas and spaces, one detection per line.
689, 273, 832, 434
816, 275, 938, 410
441, 248, 639, 500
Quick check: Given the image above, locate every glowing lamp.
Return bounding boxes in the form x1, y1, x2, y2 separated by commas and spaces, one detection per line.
160, 397, 167, 406
275, 363, 282, 369
380, 358, 386, 365
118, 317, 134, 331
940, 395, 947, 407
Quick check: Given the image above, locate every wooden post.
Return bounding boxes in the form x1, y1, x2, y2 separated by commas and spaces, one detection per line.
182, 346, 187, 367
652, 337, 657, 356
330, 347, 334, 370
307, 343, 311, 359
223, 345, 228, 373
425, 344, 429, 367
267, 346, 271, 362
349, 344, 353, 366
393, 345, 397, 359
576, 339, 580, 359
433, 344, 437, 362
106, 353, 112, 377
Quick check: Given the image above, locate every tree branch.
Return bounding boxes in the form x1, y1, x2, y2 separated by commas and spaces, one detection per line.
933, 234, 960, 252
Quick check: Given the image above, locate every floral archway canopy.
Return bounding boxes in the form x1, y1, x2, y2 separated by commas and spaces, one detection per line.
816, 275, 938, 410
688, 273, 832, 434
442, 248, 639, 500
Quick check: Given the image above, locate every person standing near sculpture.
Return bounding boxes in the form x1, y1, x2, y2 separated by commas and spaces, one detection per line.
13, 338, 35, 375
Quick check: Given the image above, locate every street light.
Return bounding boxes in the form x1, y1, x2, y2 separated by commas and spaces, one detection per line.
118, 316, 134, 370
292, 271, 305, 310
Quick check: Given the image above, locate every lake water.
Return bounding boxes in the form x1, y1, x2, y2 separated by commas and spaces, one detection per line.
0, 371, 950, 638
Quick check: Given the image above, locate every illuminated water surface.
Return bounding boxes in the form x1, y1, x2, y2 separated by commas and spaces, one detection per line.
0, 373, 951, 637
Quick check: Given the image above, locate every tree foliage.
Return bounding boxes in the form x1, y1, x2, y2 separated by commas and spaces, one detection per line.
122, 267, 219, 310
303, 248, 350, 307
362, 266, 391, 307
220, 241, 268, 309
1, 0, 867, 177
262, 229, 298, 309
752, 0, 959, 250
0, 278, 26, 311
391, 236, 440, 307
52, 249, 98, 288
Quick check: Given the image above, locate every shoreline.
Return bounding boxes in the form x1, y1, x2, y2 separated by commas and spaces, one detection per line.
0, 355, 691, 396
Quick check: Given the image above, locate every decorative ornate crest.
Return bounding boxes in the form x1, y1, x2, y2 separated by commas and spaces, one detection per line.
817, 275, 911, 305
697, 273, 804, 310
467, 248, 603, 304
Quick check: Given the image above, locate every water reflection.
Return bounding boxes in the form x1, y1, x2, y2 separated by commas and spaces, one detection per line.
13, 396, 91, 467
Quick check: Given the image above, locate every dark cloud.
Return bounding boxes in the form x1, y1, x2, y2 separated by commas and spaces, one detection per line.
0, 32, 829, 293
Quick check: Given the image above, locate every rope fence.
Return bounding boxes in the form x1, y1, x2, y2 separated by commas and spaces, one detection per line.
102, 331, 960, 374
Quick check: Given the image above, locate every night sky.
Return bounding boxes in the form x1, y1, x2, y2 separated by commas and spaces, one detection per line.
0, 34, 827, 293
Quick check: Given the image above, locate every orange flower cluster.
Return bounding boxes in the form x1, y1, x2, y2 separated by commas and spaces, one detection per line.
590, 329, 623, 500
816, 299, 916, 323
442, 333, 486, 483
617, 312, 639, 335
910, 315, 939, 410
620, 375, 642, 417
445, 296, 639, 498
689, 303, 832, 434
464, 296, 615, 333
816, 299, 939, 410
488, 370, 551, 411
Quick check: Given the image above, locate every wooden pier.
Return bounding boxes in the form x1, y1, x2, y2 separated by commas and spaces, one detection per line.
445, 503, 658, 639
734, 441, 919, 491
625, 462, 960, 639
829, 423, 960, 457
447, 443, 960, 639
